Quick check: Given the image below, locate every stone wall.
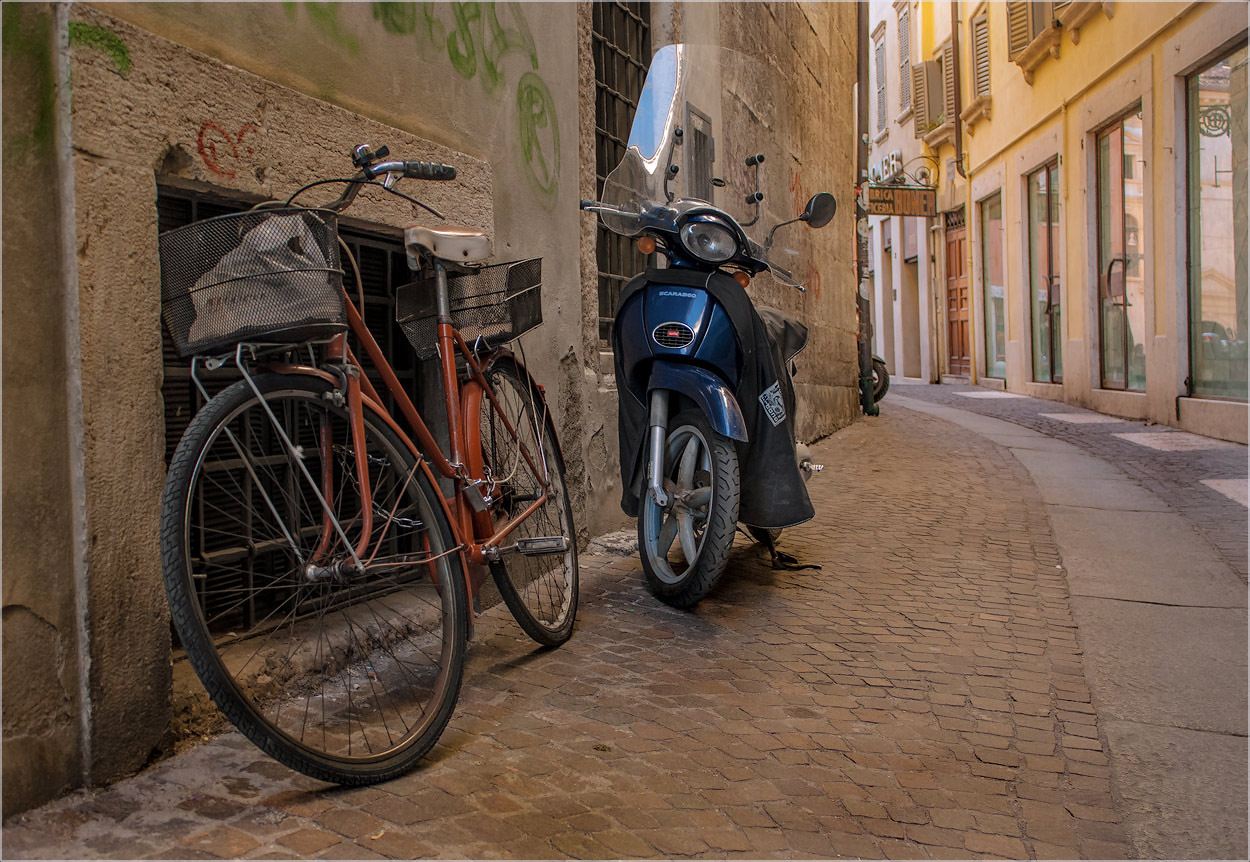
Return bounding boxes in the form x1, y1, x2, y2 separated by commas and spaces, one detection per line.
1, 0, 859, 814
1, 2, 87, 815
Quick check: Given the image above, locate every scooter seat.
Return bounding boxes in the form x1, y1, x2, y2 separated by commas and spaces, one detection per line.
405, 225, 493, 264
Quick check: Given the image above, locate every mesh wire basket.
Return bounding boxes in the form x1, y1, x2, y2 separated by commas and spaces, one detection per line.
396, 258, 542, 360
159, 207, 347, 357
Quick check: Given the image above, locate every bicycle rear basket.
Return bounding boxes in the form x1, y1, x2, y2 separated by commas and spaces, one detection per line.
396, 258, 542, 361
159, 207, 347, 357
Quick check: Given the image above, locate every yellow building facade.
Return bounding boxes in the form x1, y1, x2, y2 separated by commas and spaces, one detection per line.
883, 1, 1246, 442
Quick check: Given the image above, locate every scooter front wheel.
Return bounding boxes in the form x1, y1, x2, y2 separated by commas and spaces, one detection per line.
638, 409, 740, 609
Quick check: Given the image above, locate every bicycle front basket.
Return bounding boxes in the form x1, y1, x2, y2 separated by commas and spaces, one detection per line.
159, 207, 347, 357
396, 258, 542, 361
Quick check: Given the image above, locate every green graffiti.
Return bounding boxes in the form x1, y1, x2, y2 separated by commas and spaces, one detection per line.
2, 4, 56, 156
372, 2, 417, 36
517, 71, 558, 202
369, 1, 558, 205
481, 2, 536, 89
67, 21, 131, 74
447, 2, 478, 80
304, 3, 360, 54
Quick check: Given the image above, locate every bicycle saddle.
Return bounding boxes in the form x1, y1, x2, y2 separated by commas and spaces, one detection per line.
405, 225, 492, 264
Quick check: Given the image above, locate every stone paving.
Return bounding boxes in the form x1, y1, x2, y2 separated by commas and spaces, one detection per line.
893, 382, 1248, 580
5, 404, 1134, 859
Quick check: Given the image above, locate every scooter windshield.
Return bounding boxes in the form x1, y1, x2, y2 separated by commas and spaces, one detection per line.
599, 44, 804, 288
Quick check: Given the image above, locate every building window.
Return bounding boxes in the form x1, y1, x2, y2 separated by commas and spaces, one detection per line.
1096, 110, 1146, 391
980, 193, 1007, 378
1187, 41, 1248, 400
1028, 161, 1061, 383
875, 37, 888, 134
593, 1, 651, 343
898, 4, 912, 113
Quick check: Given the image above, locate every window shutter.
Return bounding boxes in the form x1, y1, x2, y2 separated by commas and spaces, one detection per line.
941, 40, 956, 124
875, 40, 887, 132
1007, 1, 1030, 60
912, 60, 940, 137
972, 15, 991, 98
912, 63, 929, 137
1029, 1, 1055, 40
898, 5, 912, 111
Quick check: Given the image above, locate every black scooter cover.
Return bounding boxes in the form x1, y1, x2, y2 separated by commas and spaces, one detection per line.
613, 267, 815, 529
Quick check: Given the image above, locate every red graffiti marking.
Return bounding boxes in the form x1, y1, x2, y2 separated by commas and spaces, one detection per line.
196, 121, 258, 179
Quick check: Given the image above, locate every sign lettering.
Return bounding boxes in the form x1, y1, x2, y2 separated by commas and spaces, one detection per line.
866, 185, 938, 217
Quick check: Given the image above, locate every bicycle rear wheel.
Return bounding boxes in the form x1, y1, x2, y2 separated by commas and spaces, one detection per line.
160, 372, 467, 784
474, 355, 578, 646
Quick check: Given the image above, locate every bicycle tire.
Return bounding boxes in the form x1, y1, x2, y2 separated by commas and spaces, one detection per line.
474, 355, 579, 646
160, 372, 468, 784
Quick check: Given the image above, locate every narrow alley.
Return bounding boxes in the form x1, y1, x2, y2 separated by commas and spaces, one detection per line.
6, 393, 1245, 860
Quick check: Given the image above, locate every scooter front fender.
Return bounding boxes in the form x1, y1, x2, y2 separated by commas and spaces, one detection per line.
647, 361, 749, 442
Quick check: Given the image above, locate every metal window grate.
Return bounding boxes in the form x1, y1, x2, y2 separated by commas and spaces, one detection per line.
158, 188, 419, 634
593, 0, 651, 343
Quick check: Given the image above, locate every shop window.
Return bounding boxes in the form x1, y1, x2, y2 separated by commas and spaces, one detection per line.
1028, 161, 1061, 383
1187, 41, 1248, 400
1096, 110, 1146, 391
593, 0, 651, 343
980, 193, 1007, 378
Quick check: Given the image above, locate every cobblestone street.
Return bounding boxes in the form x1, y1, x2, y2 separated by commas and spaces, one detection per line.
5, 394, 1245, 860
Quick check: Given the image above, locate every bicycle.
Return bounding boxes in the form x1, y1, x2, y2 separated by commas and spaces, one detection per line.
157, 144, 579, 784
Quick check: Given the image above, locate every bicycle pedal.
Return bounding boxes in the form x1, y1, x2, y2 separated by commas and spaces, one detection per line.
516, 536, 570, 556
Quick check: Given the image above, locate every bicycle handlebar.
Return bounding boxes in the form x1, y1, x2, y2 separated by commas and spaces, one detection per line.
363, 158, 456, 182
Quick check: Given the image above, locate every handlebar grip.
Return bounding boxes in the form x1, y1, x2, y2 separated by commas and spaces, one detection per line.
404, 161, 456, 181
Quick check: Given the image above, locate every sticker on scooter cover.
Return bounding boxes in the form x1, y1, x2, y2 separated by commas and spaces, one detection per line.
759, 381, 786, 427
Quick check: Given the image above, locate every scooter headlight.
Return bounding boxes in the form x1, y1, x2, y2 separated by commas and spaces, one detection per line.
679, 219, 738, 264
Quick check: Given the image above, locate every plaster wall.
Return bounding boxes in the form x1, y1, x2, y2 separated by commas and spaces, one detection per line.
961, 0, 1247, 441
1, 2, 86, 815
2, 0, 859, 812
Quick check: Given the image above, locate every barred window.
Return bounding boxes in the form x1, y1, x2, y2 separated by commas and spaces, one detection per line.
157, 187, 421, 633
593, 1, 651, 343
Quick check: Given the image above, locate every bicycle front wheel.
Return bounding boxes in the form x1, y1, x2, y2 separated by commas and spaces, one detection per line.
160, 372, 468, 784
475, 355, 579, 646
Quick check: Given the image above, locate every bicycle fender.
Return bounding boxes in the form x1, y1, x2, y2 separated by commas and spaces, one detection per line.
647, 361, 749, 442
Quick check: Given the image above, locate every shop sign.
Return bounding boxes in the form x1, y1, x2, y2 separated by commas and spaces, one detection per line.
869, 149, 905, 184
866, 185, 938, 217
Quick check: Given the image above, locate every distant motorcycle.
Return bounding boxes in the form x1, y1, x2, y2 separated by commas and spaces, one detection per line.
582, 44, 831, 608
872, 354, 890, 401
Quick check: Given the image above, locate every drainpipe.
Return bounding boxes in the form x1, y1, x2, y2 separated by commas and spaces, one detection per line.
857, 0, 879, 415
950, 0, 979, 386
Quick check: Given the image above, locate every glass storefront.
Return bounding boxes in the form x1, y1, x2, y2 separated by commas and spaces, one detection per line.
1028, 162, 1061, 382
980, 193, 1006, 378
1188, 43, 1248, 400
1097, 110, 1147, 391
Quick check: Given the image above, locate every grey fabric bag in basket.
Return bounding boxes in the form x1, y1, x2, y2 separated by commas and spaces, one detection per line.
188, 213, 334, 348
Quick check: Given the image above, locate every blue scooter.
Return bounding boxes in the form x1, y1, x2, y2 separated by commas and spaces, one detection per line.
582, 44, 834, 608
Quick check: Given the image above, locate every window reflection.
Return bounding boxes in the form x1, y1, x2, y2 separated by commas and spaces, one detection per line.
1189, 44, 1248, 400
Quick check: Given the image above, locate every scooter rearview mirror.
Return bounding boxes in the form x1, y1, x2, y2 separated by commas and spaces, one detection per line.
802, 193, 836, 229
